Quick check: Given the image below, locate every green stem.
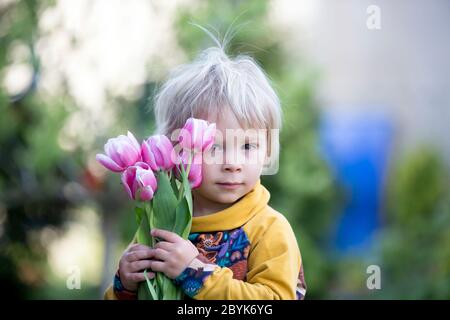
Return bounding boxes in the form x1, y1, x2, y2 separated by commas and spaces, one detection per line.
144, 269, 159, 300
143, 201, 156, 252
186, 151, 193, 177
177, 152, 193, 202
178, 179, 184, 202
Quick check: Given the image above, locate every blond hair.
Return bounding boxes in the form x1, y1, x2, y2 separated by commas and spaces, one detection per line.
152, 27, 281, 174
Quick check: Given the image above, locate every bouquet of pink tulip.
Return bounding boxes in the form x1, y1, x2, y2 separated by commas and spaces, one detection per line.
96, 118, 216, 300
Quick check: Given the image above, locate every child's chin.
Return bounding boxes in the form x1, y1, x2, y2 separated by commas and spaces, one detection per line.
213, 192, 244, 204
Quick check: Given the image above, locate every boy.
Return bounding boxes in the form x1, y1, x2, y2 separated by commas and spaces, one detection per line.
104, 45, 307, 300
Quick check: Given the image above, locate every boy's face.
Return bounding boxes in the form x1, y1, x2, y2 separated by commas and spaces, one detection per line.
192, 109, 267, 206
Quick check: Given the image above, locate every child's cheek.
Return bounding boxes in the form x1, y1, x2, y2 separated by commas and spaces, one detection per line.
200, 162, 215, 184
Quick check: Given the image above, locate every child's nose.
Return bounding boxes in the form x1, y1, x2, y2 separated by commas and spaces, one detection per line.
221, 149, 244, 172
223, 162, 242, 173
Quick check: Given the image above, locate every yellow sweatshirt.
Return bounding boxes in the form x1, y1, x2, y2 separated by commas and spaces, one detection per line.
104, 180, 307, 300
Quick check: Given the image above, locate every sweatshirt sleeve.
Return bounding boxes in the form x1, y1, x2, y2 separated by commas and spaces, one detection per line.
174, 217, 302, 300
103, 270, 138, 300
104, 285, 117, 300
104, 237, 139, 300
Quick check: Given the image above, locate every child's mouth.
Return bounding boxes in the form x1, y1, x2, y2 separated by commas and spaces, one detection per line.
216, 182, 243, 190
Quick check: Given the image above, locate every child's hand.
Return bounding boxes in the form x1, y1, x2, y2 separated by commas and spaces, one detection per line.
149, 228, 199, 279
118, 244, 156, 292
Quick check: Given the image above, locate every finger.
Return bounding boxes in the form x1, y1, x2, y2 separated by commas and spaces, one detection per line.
154, 241, 173, 251
151, 228, 181, 243
129, 259, 155, 273
125, 249, 155, 262
148, 261, 166, 273
128, 243, 152, 252
153, 248, 170, 261
128, 271, 155, 283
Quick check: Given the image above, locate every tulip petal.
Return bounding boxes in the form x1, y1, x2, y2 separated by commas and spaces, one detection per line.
133, 164, 157, 201
153, 145, 165, 169
121, 168, 136, 199
141, 141, 158, 171
143, 135, 176, 171
188, 162, 203, 189
134, 161, 151, 169
105, 140, 124, 168
190, 174, 202, 189
142, 171, 158, 191
176, 150, 203, 188
160, 136, 176, 169
127, 131, 141, 151
96, 154, 124, 172
178, 128, 192, 151
139, 186, 154, 201
119, 143, 140, 168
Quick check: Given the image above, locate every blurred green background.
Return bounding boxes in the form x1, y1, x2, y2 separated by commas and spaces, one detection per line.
1, 0, 449, 299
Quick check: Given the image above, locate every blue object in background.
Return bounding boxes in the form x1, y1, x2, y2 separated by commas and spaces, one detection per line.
319, 109, 393, 254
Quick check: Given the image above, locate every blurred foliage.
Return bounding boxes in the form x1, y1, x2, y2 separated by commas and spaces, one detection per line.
388, 148, 447, 228
379, 148, 450, 298
0, 0, 127, 299
0, 0, 70, 298
328, 148, 450, 299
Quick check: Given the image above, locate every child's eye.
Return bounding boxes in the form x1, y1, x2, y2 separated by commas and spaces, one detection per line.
243, 143, 258, 150
210, 144, 222, 153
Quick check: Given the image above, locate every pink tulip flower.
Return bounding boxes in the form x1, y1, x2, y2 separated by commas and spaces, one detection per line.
176, 150, 203, 189
178, 118, 216, 153
141, 135, 176, 171
96, 131, 142, 172
121, 162, 158, 201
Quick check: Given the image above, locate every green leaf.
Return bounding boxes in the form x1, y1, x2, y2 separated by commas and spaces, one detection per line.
170, 173, 180, 199
144, 202, 155, 245
144, 269, 159, 300
181, 219, 192, 240
177, 166, 194, 239
136, 205, 154, 299
162, 276, 179, 300
136, 206, 152, 247
156, 272, 165, 299
162, 276, 170, 300
137, 171, 192, 300
135, 206, 144, 226
180, 165, 193, 214
137, 282, 152, 300
152, 171, 179, 232
174, 196, 192, 239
